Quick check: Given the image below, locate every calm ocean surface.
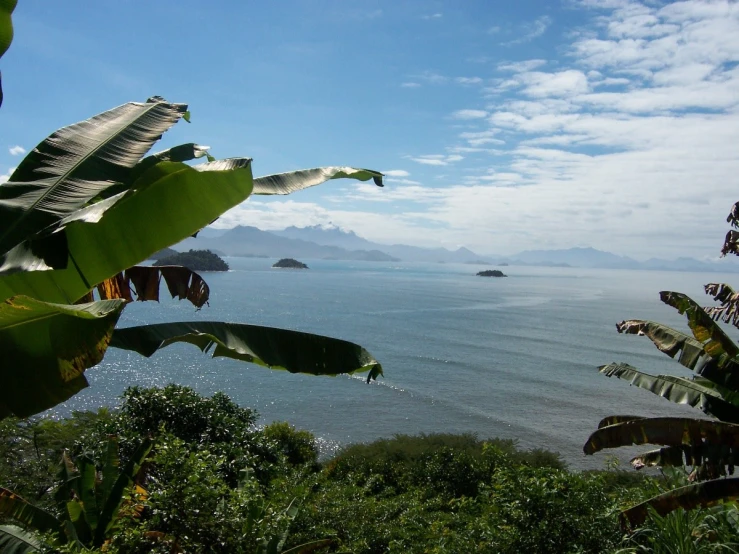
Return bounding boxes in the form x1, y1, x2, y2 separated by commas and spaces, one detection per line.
54, 258, 737, 469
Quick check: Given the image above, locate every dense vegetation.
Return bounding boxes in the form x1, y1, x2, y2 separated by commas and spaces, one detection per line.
273, 258, 309, 269
4, 385, 736, 553
154, 249, 230, 272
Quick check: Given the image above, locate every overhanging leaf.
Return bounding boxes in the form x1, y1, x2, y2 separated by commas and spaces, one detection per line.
252, 166, 383, 195
0, 489, 60, 538
660, 291, 739, 386
621, 478, 739, 528
96, 438, 153, 547
0, 97, 187, 258
599, 363, 739, 422
0, 524, 47, 554
629, 443, 734, 471
0, 296, 125, 418
583, 417, 739, 455
0, 159, 253, 304
110, 322, 383, 382
704, 283, 739, 329
93, 265, 210, 308
616, 320, 713, 372
597, 415, 646, 429
630, 445, 687, 470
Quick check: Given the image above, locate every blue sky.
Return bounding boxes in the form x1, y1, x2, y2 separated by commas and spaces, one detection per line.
2, 0, 739, 259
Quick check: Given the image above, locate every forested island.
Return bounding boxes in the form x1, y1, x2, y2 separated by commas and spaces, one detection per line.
477, 269, 507, 277
154, 249, 229, 271
273, 258, 309, 269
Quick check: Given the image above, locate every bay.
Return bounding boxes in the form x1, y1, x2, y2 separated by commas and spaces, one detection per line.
54, 257, 737, 470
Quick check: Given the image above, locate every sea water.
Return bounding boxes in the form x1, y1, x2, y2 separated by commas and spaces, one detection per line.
55, 258, 736, 469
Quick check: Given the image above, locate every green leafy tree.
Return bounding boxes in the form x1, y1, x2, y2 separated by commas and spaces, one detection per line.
584, 201, 739, 528
0, 96, 384, 420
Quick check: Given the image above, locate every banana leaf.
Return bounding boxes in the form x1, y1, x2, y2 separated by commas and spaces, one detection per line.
110, 322, 383, 382
599, 363, 739, 422
616, 318, 739, 390
621, 477, 739, 528
0, 296, 125, 418
660, 291, 739, 367
583, 417, 739, 455
597, 415, 646, 429
630, 445, 688, 470
0, 159, 253, 303
0, 489, 60, 537
0, 524, 46, 554
0, 0, 16, 108
0, 0, 14, 60
252, 167, 383, 195
0, 97, 187, 258
88, 265, 210, 308
704, 283, 739, 329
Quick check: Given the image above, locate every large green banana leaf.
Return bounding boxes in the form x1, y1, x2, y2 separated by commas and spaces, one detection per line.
616, 318, 739, 390
599, 363, 739, 422
0, 97, 187, 258
0, 0, 14, 60
629, 443, 732, 471
0, 0, 16, 109
110, 322, 383, 382
583, 417, 739, 455
0, 489, 60, 538
661, 291, 739, 366
0, 296, 125, 418
0, 524, 46, 554
0, 159, 253, 303
621, 478, 739, 528
252, 167, 383, 195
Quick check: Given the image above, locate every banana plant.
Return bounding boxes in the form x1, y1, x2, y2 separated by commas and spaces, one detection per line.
0, 436, 152, 550
0, 0, 16, 107
0, 96, 385, 418
585, 203, 739, 527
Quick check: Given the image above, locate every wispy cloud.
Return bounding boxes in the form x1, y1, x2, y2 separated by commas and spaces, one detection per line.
451, 109, 489, 120
422, 13, 442, 20
8, 146, 25, 156
455, 76, 483, 85
501, 15, 552, 46
401, 82, 421, 88
383, 169, 411, 177
498, 59, 547, 72
380, 1, 739, 258
408, 154, 464, 166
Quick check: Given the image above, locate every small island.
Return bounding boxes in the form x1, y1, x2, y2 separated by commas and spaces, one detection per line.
154, 249, 229, 272
477, 269, 507, 277
273, 258, 309, 269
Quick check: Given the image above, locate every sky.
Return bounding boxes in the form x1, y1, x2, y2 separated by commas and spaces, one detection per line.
1, 0, 739, 260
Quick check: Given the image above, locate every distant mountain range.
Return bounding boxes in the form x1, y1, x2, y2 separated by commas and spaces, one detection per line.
173, 225, 739, 273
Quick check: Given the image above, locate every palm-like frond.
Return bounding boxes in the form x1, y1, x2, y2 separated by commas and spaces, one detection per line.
0, 97, 187, 258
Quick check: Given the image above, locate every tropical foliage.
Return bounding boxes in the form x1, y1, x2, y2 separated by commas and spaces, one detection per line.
0, 96, 385, 422
0, 0, 15, 107
585, 201, 739, 528
0, 386, 656, 554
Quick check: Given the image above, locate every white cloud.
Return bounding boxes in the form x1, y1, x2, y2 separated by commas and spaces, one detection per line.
384, 1, 739, 258
383, 169, 411, 177
401, 82, 421, 88
451, 109, 489, 120
408, 154, 464, 166
455, 76, 483, 85
498, 59, 547, 72
0, 167, 16, 184
422, 13, 442, 20
8, 146, 25, 156
502, 16, 552, 46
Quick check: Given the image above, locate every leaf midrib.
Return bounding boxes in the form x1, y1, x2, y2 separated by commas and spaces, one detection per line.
0, 101, 169, 250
